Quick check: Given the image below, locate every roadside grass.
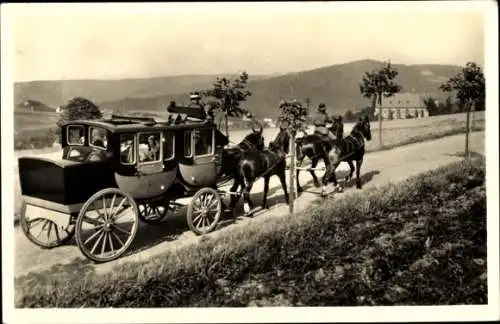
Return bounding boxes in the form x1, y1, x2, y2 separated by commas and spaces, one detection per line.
15, 156, 486, 307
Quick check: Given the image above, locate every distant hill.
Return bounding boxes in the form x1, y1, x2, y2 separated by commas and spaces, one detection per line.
14, 59, 462, 120
13, 74, 275, 108
99, 60, 463, 119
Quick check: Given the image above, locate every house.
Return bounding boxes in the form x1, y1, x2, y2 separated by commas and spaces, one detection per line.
375, 93, 429, 120
262, 118, 276, 128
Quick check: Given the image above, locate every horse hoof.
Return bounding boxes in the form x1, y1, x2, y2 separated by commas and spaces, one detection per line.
345, 177, 351, 183
314, 182, 321, 188
261, 204, 269, 210
337, 186, 344, 193
243, 203, 250, 214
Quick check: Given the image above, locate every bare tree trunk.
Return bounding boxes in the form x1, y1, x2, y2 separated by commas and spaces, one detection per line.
465, 100, 471, 159
471, 100, 476, 131
374, 94, 383, 148
289, 131, 296, 214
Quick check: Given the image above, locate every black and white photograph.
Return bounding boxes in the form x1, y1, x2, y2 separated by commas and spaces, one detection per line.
1, 1, 499, 323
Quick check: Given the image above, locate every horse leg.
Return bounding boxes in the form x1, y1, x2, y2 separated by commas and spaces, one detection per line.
296, 154, 305, 194
262, 175, 270, 209
242, 181, 255, 215
355, 157, 364, 189
229, 177, 242, 209
310, 157, 321, 188
345, 160, 355, 184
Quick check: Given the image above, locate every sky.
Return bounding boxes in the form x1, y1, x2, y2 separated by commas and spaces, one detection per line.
4, 1, 489, 82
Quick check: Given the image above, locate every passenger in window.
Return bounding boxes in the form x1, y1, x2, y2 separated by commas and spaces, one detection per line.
69, 129, 82, 144
91, 128, 106, 148
143, 135, 160, 161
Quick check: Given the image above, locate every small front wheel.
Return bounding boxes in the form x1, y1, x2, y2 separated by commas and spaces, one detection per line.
187, 187, 222, 235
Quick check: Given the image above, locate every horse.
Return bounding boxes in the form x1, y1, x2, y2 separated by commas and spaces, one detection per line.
320, 115, 372, 196
218, 123, 266, 202
294, 117, 344, 194
229, 128, 291, 215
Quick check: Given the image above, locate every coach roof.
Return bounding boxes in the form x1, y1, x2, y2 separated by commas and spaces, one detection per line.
60, 116, 216, 133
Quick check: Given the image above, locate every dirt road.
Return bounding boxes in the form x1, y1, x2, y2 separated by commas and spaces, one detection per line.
13, 132, 484, 278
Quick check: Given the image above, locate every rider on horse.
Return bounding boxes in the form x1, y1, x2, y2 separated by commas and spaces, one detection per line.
312, 103, 337, 143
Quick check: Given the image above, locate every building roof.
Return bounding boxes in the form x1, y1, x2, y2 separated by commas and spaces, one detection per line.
377, 93, 426, 108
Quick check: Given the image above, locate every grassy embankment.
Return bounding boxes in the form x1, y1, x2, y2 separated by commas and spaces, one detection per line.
16, 155, 486, 307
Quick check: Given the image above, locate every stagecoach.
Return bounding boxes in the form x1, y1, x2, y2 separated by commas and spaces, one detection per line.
17, 109, 251, 263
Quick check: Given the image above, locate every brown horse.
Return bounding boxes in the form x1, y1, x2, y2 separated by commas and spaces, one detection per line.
321, 115, 372, 196
230, 128, 291, 214
295, 117, 344, 193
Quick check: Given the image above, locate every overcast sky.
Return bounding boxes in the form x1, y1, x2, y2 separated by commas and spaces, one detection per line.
6, 1, 488, 82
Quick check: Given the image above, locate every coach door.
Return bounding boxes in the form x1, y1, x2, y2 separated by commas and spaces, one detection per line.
182, 127, 218, 187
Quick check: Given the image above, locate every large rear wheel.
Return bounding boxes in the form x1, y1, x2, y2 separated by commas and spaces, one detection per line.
186, 187, 222, 235
75, 188, 139, 263
19, 201, 75, 249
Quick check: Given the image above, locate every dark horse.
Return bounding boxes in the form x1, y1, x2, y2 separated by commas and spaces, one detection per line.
218, 123, 265, 205
295, 117, 344, 193
321, 115, 372, 196
229, 128, 291, 214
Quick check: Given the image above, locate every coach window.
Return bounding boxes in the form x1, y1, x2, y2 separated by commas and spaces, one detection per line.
120, 134, 136, 165
67, 125, 85, 145
184, 131, 192, 158
138, 132, 162, 163
194, 129, 213, 156
163, 132, 175, 160
89, 126, 108, 149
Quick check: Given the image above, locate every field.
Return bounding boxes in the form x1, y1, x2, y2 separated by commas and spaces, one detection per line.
14, 156, 486, 307
13, 110, 485, 151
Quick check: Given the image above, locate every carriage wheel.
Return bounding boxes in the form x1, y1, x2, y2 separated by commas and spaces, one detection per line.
187, 187, 222, 235
19, 201, 75, 249
138, 202, 169, 225
75, 188, 139, 263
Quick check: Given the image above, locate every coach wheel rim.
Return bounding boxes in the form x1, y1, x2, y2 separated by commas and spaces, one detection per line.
19, 201, 75, 249
75, 188, 139, 263
138, 203, 169, 225
187, 187, 222, 235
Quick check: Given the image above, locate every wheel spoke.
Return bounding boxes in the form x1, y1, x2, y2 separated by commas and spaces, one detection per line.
92, 202, 106, 222
102, 196, 108, 220
84, 227, 104, 245
111, 231, 125, 247
207, 198, 219, 211
90, 231, 105, 254
28, 218, 44, 228
113, 202, 131, 221
112, 198, 127, 220
54, 224, 61, 242
195, 215, 204, 228
192, 213, 203, 225
113, 224, 131, 236
46, 221, 53, 241
108, 231, 115, 252
101, 232, 107, 256
109, 194, 117, 216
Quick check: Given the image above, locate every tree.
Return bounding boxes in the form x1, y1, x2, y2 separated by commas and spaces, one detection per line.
202, 71, 252, 136
359, 61, 402, 148
277, 99, 309, 214
57, 97, 102, 127
424, 97, 439, 116
440, 61, 485, 158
